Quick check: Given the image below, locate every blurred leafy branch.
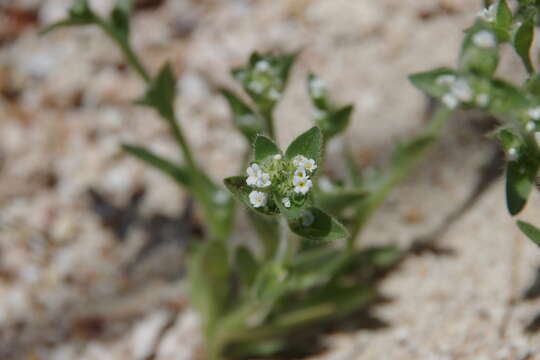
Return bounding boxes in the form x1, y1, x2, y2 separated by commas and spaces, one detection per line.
41, 0, 460, 359
410, 0, 540, 248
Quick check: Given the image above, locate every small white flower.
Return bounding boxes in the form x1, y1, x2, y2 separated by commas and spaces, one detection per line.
477, 4, 496, 22
476, 93, 489, 107
248, 81, 264, 94
526, 121, 536, 132
292, 155, 308, 167
294, 178, 312, 195
300, 210, 315, 227
451, 78, 473, 102
257, 172, 272, 188
436, 74, 456, 86
294, 167, 308, 181
318, 177, 334, 192
473, 30, 497, 48
528, 106, 540, 120
246, 163, 271, 188
268, 88, 281, 101
507, 147, 519, 161
249, 191, 267, 208
273, 154, 282, 160
442, 93, 459, 109
310, 77, 326, 97
255, 60, 270, 72
282, 197, 291, 208
535, 132, 540, 147
304, 158, 317, 172
246, 163, 262, 186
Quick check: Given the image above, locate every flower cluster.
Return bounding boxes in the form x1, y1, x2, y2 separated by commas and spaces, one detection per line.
436, 74, 488, 109
237, 59, 284, 104
245, 154, 317, 209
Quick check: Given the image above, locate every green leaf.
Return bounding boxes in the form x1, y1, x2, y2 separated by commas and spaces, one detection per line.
122, 144, 192, 187
40, 0, 97, 34
525, 72, 540, 96
487, 78, 532, 117
514, 16, 535, 74
110, 0, 132, 41
236, 246, 259, 289
273, 193, 307, 219
254, 135, 282, 162
319, 105, 354, 139
316, 186, 368, 215
408, 68, 457, 98
506, 157, 538, 215
287, 207, 349, 242
221, 89, 264, 142
493, 127, 521, 152
247, 212, 279, 259
136, 63, 176, 120
285, 127, 322, 165
187, 241, 230, 328
517, 220, 540, 247
496, 0, 513, 28
251, 263, 288, 304
224, 176, 279, 215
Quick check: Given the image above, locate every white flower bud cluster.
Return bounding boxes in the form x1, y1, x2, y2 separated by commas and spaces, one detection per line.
477, 3, 497, 23
472, 30, 497, 49
246, 60, 283, 102
245, 154, 318, 209
437, 74, 476, 109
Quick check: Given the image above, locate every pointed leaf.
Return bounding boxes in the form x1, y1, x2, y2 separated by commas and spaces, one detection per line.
317, 105, 354, 139
409, 68, 458, 98
287, 207, 349, 242
517, 220, 540, 248
236, 246, 259, 288
506, 158, 538, 215
224, 176, 279, 215
221, 89, 263, 142
40, 0, 97, 34
110, 0, 132, 41
285, 127, 322, 164
187, 241, 230, 327
496, 0, 512, 28
136, 63, 176, 120
254, 135, 282, 162
514, 16, 535, 74
316, 186, 368, 214
122, 144, 191, 187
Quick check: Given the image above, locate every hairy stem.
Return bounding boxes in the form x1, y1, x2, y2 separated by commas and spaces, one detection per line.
274, 216, 289, 262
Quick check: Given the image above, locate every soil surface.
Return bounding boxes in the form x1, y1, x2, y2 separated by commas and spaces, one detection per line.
1, 0, 539, 359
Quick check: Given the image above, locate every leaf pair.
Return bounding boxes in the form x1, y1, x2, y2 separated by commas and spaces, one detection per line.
307, 73, 354, 140
42, 0, 132, 42
225, 127, 349, 242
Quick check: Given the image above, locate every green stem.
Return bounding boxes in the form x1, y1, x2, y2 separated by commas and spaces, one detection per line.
262, 108, 276, 140
274, 216, 289, 262
96, 20, 150, 83
348, 106, 452, 249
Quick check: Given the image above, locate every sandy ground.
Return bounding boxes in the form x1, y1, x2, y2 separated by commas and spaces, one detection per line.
1, 0, 540, 359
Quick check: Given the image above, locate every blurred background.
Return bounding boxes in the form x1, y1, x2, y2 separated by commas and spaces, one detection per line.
1, 0, 540, 359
